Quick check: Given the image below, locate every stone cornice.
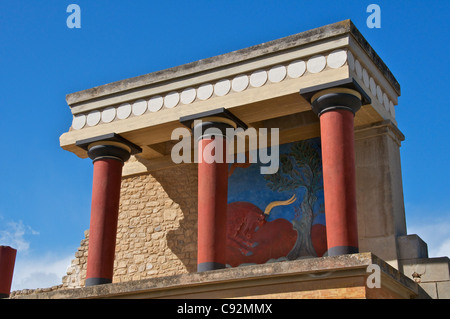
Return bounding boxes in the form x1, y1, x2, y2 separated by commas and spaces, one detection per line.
60, 20, 401, 160
66, 20, 399, 106
66, 20, 399, 109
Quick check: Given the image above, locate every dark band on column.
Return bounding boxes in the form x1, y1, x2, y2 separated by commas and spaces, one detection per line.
197, 262, 226, 272
326, 246, 359, 257
85, 277, 112, 287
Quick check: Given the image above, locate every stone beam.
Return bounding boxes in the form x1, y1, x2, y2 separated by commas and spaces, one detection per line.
60, 20, 400, 161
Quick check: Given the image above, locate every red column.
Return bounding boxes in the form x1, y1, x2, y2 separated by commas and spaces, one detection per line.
179, 109, 247, 271
85, 158, 124, 286
76, 134, 141, 287
0, 246, 17, 298
311, 89, 362, 256
320, 109, 359, 255
197, 136, 229, 271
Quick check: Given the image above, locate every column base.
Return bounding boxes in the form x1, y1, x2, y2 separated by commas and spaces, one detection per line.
197, 262, 226, 272
85, 277, 112, 287
326, 246, 359, 257
0, 293, 9, 299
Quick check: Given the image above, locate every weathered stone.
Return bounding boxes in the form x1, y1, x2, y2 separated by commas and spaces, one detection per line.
55, 165, 198, 292
163, 209, 177, 221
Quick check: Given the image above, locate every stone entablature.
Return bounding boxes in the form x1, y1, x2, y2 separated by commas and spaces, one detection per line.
60, 20, 400, 167
68, 49, 397, 132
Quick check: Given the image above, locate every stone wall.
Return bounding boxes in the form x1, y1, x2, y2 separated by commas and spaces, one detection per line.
11, 253, 429, 299
61, 163, 198, 288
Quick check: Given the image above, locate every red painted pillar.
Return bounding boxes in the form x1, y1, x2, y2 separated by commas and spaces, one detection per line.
85, 157, 124, 286
76, 134, 141, 286
0, 246, 17, 298
311, 89, 362, 256
197, 136, 229, 271
180, 109, 247, 272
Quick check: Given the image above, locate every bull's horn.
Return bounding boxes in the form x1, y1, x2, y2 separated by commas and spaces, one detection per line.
263, 194, 297, 215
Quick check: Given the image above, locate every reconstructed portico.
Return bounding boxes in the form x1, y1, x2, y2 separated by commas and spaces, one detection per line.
52, 20, 449, 298
76, 133, 142, 286
302, 85, 365, 256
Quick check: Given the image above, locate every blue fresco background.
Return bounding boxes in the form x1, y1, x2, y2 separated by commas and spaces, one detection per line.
228, 138, 325, 227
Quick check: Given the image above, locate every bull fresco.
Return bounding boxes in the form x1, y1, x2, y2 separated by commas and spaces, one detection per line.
227, 138, 326, 267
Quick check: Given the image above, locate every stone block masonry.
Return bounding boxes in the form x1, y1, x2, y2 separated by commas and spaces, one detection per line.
12, 253, 429, 299
62, 164, 198, 288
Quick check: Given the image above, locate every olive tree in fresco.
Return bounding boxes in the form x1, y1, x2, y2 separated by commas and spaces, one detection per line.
264, 140, 324, 259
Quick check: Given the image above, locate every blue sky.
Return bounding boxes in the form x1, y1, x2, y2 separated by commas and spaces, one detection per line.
0, 1, 448, 291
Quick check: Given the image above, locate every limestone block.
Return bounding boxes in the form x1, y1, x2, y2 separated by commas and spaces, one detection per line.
354, 122, 407, 265
401, 257, 450, 283
418, 282, 437, 299
359, 235, 399, 268
397, 234, 428, 260
437, 281, 450, 299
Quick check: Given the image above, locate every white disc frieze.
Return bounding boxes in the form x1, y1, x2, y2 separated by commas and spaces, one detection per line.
287, 60, 306, 78
87, 110, 101, 126
181, 87, 196, 104
72, 114, 86, 130
383, 93, 390, 111
250, 70, 268, 87
307, 55, 326, 74
148, 95, 164, 112
327, 49, 347, 69
355, 59, 363, 79
101, 107, 116, 123
363, 69, 370, 89
369, 77, 377, 96
117, 103, 132, 119
389, 101, 396, 117
347, 51, 355, 71
232, 74, 249, 92
376, 85, 383, 104
268, 65, 286, 83
197, 83, 213, 100
164, 91, 180, 108
132, 99, 147, 116
214, 79, 231, 97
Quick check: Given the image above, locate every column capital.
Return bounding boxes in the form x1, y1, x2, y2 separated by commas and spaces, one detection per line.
76, 133, 142, 163
310, 88, 362, 116
180, 108, 247, 139
300, 78, 371, 116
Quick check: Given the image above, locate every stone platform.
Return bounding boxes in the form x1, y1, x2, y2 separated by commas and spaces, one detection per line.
12, 253, 429, 299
